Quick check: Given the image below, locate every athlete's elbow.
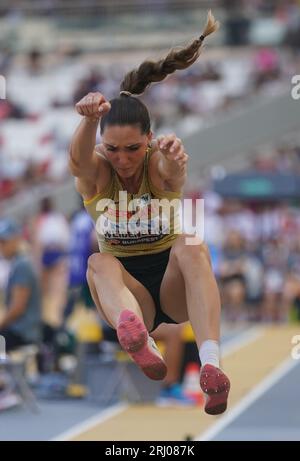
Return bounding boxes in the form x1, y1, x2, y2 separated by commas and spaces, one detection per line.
68, 145, 82, 177
68, 155, 81, 178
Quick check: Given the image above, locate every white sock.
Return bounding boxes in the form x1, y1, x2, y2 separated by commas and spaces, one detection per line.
199, 340, 220, 368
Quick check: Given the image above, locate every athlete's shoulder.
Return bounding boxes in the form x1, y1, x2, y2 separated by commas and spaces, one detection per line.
75, 144, 112, 202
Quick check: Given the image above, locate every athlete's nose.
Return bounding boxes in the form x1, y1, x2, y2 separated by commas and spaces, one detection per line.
117, 154, 130, 167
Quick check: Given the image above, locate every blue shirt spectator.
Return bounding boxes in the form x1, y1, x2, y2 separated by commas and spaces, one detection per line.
68, 208, 94, 287
0, 218, 41, 350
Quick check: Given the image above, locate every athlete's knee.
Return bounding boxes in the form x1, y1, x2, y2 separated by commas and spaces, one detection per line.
171, 234, 210, 265
87, 252, 119, 274
164, 323, 185, 339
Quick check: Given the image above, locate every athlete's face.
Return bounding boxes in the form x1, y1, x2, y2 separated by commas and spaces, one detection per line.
102, 124, 152, 179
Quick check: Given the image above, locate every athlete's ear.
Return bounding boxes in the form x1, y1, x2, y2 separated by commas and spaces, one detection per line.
147, 131, 153, 145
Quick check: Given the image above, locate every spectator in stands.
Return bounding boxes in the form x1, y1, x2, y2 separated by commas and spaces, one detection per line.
261, 236, 288, 322
27, 48, 43, 75
30, 197, 70, 327
219, 230, 248, 322
283, 236, 300, 321
0, 218, 41, 351
64, 202, 97, 319
252, 47, 281, 90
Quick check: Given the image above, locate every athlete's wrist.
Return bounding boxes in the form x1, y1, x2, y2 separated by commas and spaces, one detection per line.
84, 115, 100, 124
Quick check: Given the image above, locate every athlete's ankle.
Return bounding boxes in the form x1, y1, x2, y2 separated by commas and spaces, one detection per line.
199, 340, 220, 368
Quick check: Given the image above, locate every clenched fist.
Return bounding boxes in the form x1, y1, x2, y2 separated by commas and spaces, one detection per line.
75, 92, 111, 121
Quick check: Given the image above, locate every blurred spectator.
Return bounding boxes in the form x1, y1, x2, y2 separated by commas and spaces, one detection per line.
219, 230, 248, 322
222, 0, 251, 46
261, 237, 288, 322
0, 100, 25, 120
27, 48, 43, 75
64, 203, 97, 320
30, 197, 70, 327
252, 47, 281, 90
0, 218, 41, 351
204, 191, 225, 248
72, 69, 105, 105
223, 201, 258, 243
284, 0, 300, 50
282, 236, 300, 321
243, 250, 264, 321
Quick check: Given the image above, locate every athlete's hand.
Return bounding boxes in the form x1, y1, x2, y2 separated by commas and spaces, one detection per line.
157, 134, 189, 168
75, 92, 111, 120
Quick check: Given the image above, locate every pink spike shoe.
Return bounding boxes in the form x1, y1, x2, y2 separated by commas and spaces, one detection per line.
117, 309, 167, 381
200, 364, 231, 415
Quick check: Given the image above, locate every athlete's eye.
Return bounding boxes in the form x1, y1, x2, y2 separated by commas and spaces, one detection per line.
128, 146, 139, 151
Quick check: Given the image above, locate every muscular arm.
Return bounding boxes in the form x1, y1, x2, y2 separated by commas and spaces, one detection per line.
157, 153, 187, 191
68, 92, 112, 199
154, 135, 189, 191
69, 117, 100, 179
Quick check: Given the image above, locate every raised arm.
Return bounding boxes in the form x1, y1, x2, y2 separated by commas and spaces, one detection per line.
155, 134, 189, 191
69, 92, 111, 200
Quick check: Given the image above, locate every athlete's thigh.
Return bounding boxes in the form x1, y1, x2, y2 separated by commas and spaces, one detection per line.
159, 258, 189, 324
87, 255, 156, 331
121, 265, 156, 331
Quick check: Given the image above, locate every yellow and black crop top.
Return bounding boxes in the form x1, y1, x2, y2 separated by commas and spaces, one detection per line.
84, 148, 182, 257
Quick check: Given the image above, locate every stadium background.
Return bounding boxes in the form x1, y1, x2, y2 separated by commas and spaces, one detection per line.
0, 0, 300, 441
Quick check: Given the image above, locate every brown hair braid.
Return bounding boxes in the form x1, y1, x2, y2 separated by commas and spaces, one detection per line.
120, 10, 220, 96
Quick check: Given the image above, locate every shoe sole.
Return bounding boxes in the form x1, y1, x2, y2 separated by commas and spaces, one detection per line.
117, 310, 167, 381
200, 365, 231, 415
